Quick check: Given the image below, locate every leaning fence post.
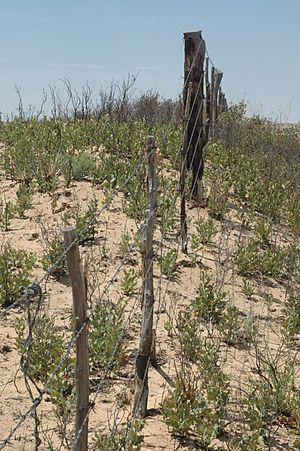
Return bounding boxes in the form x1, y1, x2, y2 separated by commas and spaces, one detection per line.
63, 226, 89, 451
133, 136, 158, 418
180, 82, 192, 254
183, 30, 206, 202
211, 67, 223, 139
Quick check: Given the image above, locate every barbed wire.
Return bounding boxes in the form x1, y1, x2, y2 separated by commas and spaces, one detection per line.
69, 51, 207, 449
97, 87, 208, 450
0, 152, 149, 318
0, 39, 209, 449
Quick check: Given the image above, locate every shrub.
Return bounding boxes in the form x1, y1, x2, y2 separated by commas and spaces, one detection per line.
162, 347, 229, 448
93, 419, 144, 451
121, 268, 138, 296
195, 217, 217, 245
0, 199, 14, 231
235, 239, 285, 279
70, 151, 96, 181
41, 238, 67, 279
160, 249, 177, 279
89, 300, 125, 371
281, 292, 300, 343
242, 345, 300, 447
64, 197, 98, 243
15, 183, 33, 218
0, 243, 35, 307
174, 309, 203, 363
192, 271, 226, 323
15, 313, 74, 410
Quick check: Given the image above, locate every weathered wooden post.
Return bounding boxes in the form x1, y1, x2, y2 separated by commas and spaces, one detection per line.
211, 67, 223, 139
63, 226, 89, 451
133, 136, 158, 417
180, 83, 192, 253
180, 30, 206, 253
183, 30, 206, 200
204, 57, 211, 144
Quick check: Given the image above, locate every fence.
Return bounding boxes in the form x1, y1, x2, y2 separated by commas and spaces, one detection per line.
0, 29, 227, 450
1, 28, 295, 451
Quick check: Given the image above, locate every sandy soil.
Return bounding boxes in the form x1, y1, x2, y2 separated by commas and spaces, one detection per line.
0, 171, 299, 450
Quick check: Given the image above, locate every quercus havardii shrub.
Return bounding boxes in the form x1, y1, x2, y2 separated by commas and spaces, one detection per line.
0, 243, 35, 307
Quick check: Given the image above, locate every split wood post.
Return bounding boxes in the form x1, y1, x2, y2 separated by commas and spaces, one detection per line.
63, 226, 89, 451
183, 30, 206, 201
133, 136, 158, 418
211, 67, 223, 139
204, 57, 211, 144
180, 82, 192, 254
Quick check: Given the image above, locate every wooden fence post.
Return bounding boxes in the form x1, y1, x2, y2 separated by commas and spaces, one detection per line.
180, 82, 192, 254
183, 30, 206, 202
133, 136, 157, 418
211, 68, 223, 139
63, 226, 89, 451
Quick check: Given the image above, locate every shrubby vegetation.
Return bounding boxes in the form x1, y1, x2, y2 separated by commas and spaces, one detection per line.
2, 80, 300, 448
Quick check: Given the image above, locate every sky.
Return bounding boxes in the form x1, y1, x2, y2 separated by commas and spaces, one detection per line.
0, 0, 299, 122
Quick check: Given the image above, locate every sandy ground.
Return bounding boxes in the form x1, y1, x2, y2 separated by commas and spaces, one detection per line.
0, 171, 299, 450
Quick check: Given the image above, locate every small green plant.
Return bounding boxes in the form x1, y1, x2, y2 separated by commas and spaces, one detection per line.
254, 217, 272, 248
235, 239, 284, 279
281, 292, 300, 343
89, 300, 125, 371
15, 183, 33, 218
70, 151, 96, 181
207, 182, 229, 220
242, 279, 255, 300
162, 347, 229, 448
242, 345, 300, 448
15, 313, 74, 410
174, 309, 203, 363
93, 419, 144, 451
41, 238, 67, 278
0, 199, 14, 231
264, 292, 275, 311
0, 243, 35, 307
160, 249, 177, 279
195, 217, 217, 245
64, 197, 98, 243
192, 271, 226, 323
121, 268, 138, 296
119, 230, 131, 256
219, 304, 240, 345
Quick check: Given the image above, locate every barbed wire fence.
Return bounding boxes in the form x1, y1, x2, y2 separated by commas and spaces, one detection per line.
0, 29, 230, 450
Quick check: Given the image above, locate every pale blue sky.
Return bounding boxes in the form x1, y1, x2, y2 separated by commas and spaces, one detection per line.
0, 0, 299, 121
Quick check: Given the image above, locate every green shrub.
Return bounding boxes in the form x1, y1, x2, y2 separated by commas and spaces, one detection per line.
89, 300, 125, 371
70, 151, 96, 181
174, 309, 203, 363
218, 304, 240, 345
192, 271, 226, 323
15, 183, 33, 218
64, 197, 98, 243
281, 292, 300, 343
160, 249, 177, 279
162, 348, 229, 447
195, 217, 217, 244
242, 346, 300, 447
235, 239, 285, 279
0, 243, 35, 307
93, 419, 144, 451
121, 268, 138, 296
41, 238, 67, 279
15, 313, 74, 410
0, 199, 14, 231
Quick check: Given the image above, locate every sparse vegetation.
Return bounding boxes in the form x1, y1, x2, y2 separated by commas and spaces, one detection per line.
1, 79, 300, 450
0, 243, 35, 307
